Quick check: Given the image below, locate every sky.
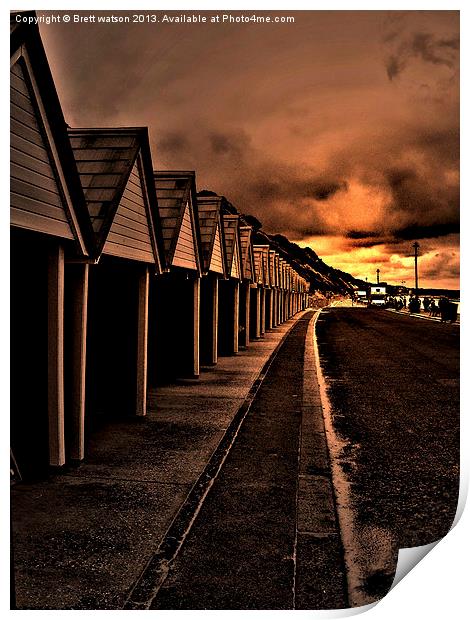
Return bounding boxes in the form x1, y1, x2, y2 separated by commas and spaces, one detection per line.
38, 9, 460, 289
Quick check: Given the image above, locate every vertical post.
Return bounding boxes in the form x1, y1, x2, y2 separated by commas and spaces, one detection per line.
243, 281, 250, 347
211, 277, 218, 364
69, 263, 89, 460
136, 265, 149, 416
413, 241, 420, 294
266, 290, 272, 329
233, 281, 239, 353
48, 244, 65, 467
255, 287, 261, 338
193, 277, 200, 377
260, 288, 266, 335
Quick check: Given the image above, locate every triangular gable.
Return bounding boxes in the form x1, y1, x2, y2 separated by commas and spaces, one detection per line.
258, 246, 270, 288
155, 172, 200, 273
269, 251, 276, 286
10, 31, 92, 255
209, 223, 225, 274
222, 215, 242, 281
69, 128, 163, 268
239, 226, 255, 282
253, 248, 264, 286
279, 259, 285, 289
274, 254, 280, 288
231, 237, 241, 279
103, 160, 154, 263
197, 197, 227, 276
173, 201, 197, 270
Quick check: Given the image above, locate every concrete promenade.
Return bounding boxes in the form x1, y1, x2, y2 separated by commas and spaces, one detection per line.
12, 310, 337, 609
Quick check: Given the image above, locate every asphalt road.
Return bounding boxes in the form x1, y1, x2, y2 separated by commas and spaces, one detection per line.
315, 307, 459, 599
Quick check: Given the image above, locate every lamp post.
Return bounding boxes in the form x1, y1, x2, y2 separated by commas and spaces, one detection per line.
412, 242, 420, 294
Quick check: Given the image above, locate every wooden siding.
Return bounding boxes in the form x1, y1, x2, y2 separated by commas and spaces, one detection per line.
154, 173, 199, 271
239, 227, 253, 282
103, 160, 154, 263
173, 201, 197, 269
197, 198, 225, 276
231, 238, 241, 279
10, 60, 73, 239
222, 216, 240, 280
253, 249, 264, 286
209, 223, 224, 274
261, 248, 270, 287
269, 251, 276, 286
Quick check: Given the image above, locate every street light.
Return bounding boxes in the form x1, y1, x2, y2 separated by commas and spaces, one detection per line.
412, 242, 420, 294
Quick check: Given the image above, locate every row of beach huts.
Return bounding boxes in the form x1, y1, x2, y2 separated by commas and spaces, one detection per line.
10, 15, 310, 479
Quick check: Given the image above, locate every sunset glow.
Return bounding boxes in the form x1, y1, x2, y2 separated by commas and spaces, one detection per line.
39, 9, 459, 289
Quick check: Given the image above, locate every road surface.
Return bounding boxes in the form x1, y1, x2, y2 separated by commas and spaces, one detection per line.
315, 306, 459, 600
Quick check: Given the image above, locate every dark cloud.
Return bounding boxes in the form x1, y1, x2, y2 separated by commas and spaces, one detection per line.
209, 131, 251, 158
384, 29, 459, 81
39, 10, 459, 286
157, 131, 189, 156
346, 230, 382, 240
393, 222, 460, 241
312, 181, 348, 201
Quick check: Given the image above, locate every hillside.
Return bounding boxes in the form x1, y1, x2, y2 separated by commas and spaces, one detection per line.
197, 190, 366, 294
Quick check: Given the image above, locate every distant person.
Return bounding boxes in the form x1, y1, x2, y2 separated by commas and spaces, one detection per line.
439, 297, 449, 322
423, 297, 430, 311
429, 299, 437, 317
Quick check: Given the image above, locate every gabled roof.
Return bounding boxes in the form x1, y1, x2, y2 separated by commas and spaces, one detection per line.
273, 253, 281, 288
222, 215, 242, 281
253, 245, 266, 286
269, 250, 276, 288
10, 12, 94, 257
68, 127, 164, 270
257, 245, 271, 288
197, 196, 227, 276
154, 171, 201, 273
279, 258, 286, 289
239, 226, 255, 283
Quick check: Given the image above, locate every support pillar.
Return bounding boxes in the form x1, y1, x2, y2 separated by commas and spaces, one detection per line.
211, 278, 219, 364
242, 281, 250, 348
193, 277, 200, 377
260, 288, 266, 336
48, 244, 65, 467
268, 289, 273, 329
255, 287, 261, 339
136, 265, 149, 416
68, 263, 89, 460
233, 281, 240, 353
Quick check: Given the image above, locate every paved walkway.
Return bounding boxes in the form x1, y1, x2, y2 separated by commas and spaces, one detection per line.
11, 311, 324, 610
131, 312, 347, 610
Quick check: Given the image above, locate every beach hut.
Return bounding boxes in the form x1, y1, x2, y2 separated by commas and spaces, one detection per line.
149, 171, 202, 383
252, 246, 267, 338
10, 16, 95, 477
269, 250, 278, 328
259, 246, 273, 331
239, 226, 255, 348
67, 127, 164, 443
219, 214, 243, 355
273, 253, 282, 325
197, 196, 227, 366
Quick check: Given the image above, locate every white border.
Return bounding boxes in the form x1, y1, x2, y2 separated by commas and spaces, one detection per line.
3, 2, 467, 618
